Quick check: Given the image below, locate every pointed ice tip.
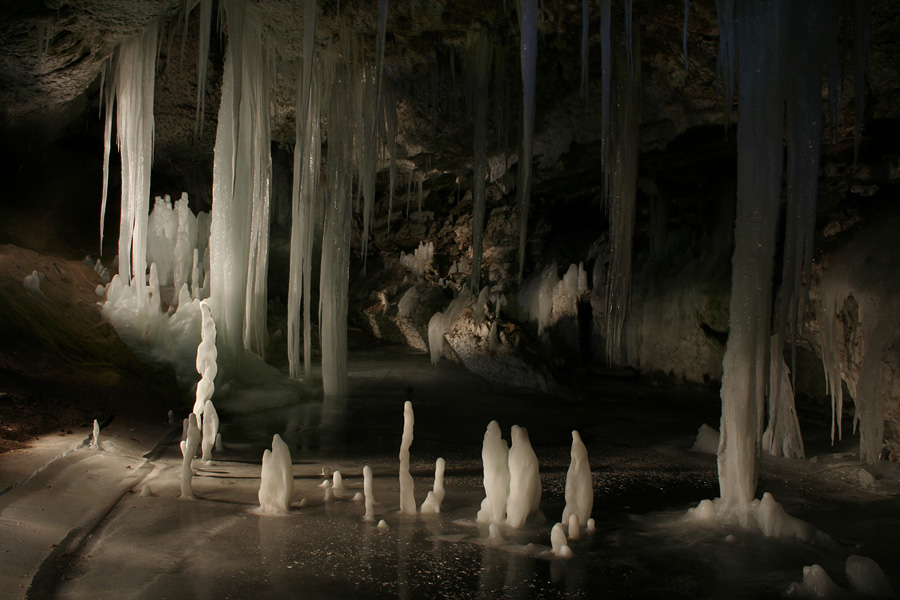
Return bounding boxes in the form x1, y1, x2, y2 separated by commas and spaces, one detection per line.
572, 430, 581, 442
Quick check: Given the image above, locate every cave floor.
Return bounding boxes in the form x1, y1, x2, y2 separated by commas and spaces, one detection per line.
3, 348, 899, 599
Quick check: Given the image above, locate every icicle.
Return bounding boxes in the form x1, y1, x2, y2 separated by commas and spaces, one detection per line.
516, 0, 538, 283
600, 0, 611, 185
715, 0, 736, 128
853, 0, 870, 163
603, 11, 639, 365
683, 0, 690, 77
718, 0, 786, 516
194, 0, 213, 137
581, 0, 589, 98
288, 0, 319, 380
467, 32, 492, 292
825, 0, 841, 139
99, 57, 116, 255
108, 22, 158, 309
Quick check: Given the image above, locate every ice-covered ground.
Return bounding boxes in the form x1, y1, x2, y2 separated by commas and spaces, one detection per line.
3, 348, 899, 599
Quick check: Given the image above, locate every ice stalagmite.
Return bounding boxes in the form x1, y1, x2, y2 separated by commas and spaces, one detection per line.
363, 465, 376, 522
100, 22, 158, 308
506, 425, 541, 528
477, 421, 510, 525
209, 0, 272, 364
288, 0, 320, 380
562, 430, 593, 526
516, 0, 538, 283
419, 458, 445, 514
193, 300, 217, 420
258, 434, 294, 515
717, 0, 786, 517
200, 399, 219, 462
180, 414, 201, 498
398, 401, 416, 515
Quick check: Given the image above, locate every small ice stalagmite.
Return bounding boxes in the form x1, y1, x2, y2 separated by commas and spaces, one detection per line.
550, 522, 573, 558
419, 457, 446, 514
476, 420, 510, 524
91, 419, 101, 449
258, 434, 294, 515
506, 425, 541, 528
845, 555, 894, 599
332, 471, 345, 497
398, 401, 416, 515
561, 430, 593, 526
180, 414, 201, 499
363, 465, 376, 522
200, 399, 219, 462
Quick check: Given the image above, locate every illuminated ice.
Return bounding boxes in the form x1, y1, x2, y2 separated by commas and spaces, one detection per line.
258, 434, 293, 515
506, 425, 541, 528
398, 401, 416, 515
476, 420, 510, 524
419, 457, 445, 514
561, 430, 593, 526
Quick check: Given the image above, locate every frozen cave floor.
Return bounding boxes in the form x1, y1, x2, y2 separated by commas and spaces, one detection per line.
2, 348, 900, 599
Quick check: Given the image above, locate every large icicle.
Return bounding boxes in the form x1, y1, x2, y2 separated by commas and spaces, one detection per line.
603, 11, 639, 365
466, 32, 491, 292
764, 1, 826, 459
209, 0, 272, 364
288, 0, 319, 380
193, 0, 212, 136
102, 23, 159, 308
717, 0, 786, 516
515, 0, 538, 283
714, 0, 736, 127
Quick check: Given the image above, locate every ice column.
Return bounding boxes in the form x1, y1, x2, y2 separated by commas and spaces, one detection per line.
506, 425, 541, 528
193, 300, 218, 420
561, 430, 593, 525
515, 0, 538, 283
717, 0, 786, 515
258, 434, 294, 515
100, 22, 159, 308
398, 401, 416, 515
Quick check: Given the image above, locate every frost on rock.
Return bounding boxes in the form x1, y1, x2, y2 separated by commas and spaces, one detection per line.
561, 430, 593, 526
258, 434, 294, 515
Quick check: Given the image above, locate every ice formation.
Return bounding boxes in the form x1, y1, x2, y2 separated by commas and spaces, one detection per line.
506, 425, 541, 528
567, 514, 580, 540
428, 288, 474, 364
691, 424, 719, 455
193, 300, 217, 421
91, 419, 100, 450
845, 555, 894, 598
399, 242, 434, 279
363, 465, 376, 522
258, 434, 294, 515
550, 523, 573, 558
398, 401, 416, 515
200, 399, 218, 463
23, 270, 44, 298
515, 0, 537, 283
419, 457, 445, 514
476, 421, 510, 525
180, 414, 201, 498
561, 430, 592, 526
786, 564, 842, 598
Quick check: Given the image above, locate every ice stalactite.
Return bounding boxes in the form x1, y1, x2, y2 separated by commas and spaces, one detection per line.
714, 0, 735, 128
398, 401, 416, 515
465, 32, 492, 293
209, 0, 273, 365
764, 2, 826, 460
683, 0, 690, 76
603, 15, 639, 366
717, 0, 786, 517
853, 0, 870, 164
101, 22, 159, 308
516, 0, 538, 283
192, 0, 212, 136
288, 0, 320, 381
581, 0, 589, 98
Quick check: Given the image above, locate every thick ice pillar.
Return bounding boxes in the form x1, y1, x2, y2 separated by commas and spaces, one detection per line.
717, 0, 786, 515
